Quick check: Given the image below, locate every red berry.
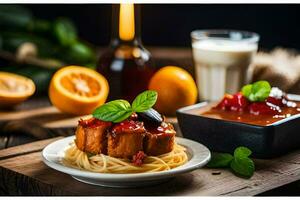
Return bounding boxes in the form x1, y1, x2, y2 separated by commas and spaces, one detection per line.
229, 93, 249, 112
266, 96, 283, 107
216, 94, 233, 110
216, 93, 249, 112
249, 102, 280, 115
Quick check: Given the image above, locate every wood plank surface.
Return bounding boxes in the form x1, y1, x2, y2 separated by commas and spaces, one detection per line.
0, 137, 63, 160
1, 137, 300, 196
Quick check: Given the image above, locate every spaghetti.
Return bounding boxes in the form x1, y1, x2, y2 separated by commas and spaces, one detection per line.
63, 142, 188, 173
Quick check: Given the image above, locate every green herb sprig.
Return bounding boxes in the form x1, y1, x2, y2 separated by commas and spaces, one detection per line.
92, 90, 158, 123
241, 80, 271, 102
207, 146, 255, 178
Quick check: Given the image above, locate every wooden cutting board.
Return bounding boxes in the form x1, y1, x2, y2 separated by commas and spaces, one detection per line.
1, 137, 300, 195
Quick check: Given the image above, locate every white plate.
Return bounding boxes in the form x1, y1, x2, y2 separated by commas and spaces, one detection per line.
42, 136, 211, 188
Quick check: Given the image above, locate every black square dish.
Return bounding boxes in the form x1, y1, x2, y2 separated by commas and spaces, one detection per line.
176, 94, 300, 158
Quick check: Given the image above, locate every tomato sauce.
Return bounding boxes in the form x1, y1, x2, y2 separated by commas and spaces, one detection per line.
78, 117, 112, 129
202, 104, 300, 126
200, 92, 300, 126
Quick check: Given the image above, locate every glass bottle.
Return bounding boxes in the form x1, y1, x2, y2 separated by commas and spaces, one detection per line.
97, 4, 155, 102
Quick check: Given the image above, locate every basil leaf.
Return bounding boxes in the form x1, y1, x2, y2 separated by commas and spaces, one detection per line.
132, 90, 158, 112
251, 80, 271, 102
234, 146, 252, 158
241, 80, 271, 102
92, 100, 133, 123
241, 84, 252, 98
230, 157, 255, 178
207, 153, 233, 168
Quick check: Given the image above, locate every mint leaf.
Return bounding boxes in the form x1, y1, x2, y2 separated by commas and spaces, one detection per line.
231, 146, 254, 178
234, 147, 252, 158
132, 90, 158, 112
241, 80, 271, 102
207, 153, 233, 168
230, 157, 255, 178
92, 100, 133, 123
207, 147, 255, 178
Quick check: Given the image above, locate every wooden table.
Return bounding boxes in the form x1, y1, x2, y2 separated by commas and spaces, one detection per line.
1, 137, 300, 196
1, 47, 300, 195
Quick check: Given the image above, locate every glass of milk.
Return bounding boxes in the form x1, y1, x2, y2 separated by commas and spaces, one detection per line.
191, 30, 259, 101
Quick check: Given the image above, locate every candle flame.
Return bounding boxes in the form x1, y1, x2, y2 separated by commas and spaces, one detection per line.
119, 3, 135, 41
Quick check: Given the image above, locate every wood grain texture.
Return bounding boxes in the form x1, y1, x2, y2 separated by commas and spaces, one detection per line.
0, 137, 63, 160
1, 137, 300, 196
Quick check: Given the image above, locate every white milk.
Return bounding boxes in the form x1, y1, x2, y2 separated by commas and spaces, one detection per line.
192, 39, 257, 101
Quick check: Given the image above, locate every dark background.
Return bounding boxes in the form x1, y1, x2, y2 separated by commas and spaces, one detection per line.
23, 4, 300, 50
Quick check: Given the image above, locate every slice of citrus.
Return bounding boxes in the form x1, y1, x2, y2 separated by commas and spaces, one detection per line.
0, 72, 36, 107
49, 66, 109, 115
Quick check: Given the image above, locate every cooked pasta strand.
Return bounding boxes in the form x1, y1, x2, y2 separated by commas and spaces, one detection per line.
63, 143, 188, 173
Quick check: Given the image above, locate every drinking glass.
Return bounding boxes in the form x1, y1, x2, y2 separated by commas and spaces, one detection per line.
191, 30, 259, 101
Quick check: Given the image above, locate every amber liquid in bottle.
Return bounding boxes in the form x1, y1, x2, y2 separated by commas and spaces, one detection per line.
97, 4, 155, 102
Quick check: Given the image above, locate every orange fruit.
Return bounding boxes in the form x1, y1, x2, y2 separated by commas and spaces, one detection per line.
0, 72, 35, 107
149, 66, 198, 116
49, 66, 109, 115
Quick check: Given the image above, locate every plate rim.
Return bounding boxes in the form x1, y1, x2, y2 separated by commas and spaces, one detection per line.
42, 136, 211, 182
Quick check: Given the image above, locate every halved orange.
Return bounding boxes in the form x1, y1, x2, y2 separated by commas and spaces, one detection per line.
0, 72, 36, 107
49, 66, 109, 115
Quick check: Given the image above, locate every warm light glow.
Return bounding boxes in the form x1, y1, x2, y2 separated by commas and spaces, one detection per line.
119, 3, 135, 41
